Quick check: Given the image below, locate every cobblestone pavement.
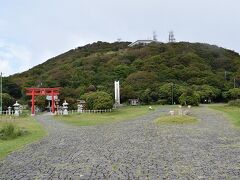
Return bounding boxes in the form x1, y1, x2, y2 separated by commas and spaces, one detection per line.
1, 106, 240, 179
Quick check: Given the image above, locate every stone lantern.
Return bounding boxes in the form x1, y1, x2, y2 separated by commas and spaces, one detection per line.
13, 101, 20, 116
77, 100, 85, 113
62, 100, 69, 115
77, 104, 83, 113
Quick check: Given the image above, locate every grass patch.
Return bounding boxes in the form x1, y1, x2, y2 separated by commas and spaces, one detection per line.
210, 105, 240, 127
0, 123, 28, 140
55, 105, 160, 126
0, 116, 46, 159
155, 115, 198, 125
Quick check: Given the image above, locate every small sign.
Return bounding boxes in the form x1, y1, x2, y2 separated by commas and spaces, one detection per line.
46, 96, 58, 100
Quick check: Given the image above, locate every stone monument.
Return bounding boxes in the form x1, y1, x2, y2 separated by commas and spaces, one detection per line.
114, 81, 120, 106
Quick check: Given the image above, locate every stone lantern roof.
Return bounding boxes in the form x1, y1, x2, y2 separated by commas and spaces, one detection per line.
13, 101, 20, 107
63, 100, 68, 106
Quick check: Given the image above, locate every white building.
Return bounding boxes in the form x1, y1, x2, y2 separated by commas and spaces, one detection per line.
128, 40, 156, 47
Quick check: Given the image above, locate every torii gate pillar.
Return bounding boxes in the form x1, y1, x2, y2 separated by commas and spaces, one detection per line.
31, 89, 35, 116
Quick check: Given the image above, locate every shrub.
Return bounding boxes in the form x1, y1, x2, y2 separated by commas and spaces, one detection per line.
224, 88, 240, 100
0, 124, 28, 140
82, 91, 113, 110
228, 99, 240, 107
87, 85, 96, 92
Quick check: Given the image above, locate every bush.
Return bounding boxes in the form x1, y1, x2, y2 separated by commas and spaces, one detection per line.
224, 88, 240, 100
82, 91, 113, 110
0, 124, 28, 140
228, 99, 240, 107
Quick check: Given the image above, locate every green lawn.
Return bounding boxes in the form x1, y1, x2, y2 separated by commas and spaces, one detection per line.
155, 115, 198, 125
210, 105, 240, 127
55, 105, 161, 126
0, 115, 46, 159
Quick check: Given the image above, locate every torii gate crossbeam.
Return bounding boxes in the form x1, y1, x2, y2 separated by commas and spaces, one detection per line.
26, 88, 60, 115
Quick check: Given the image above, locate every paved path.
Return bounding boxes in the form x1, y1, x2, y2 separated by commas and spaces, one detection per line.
1, 107, 240, 179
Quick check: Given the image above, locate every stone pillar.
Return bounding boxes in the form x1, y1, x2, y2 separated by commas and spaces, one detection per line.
114, 81, 120, 105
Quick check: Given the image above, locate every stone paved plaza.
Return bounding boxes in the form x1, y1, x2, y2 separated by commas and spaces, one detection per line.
1, 107, 240, 179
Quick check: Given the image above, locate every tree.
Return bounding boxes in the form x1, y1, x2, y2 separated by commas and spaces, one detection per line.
126, 71, 157, 90
159, 83, 185, 104
81, 91, 113, 110
59, 87, 79, 100
179, 89, 200, 106
35, 96, 47, 111
120, 84, 137, 103
114, 64, 132, 80
3, 78, 22, 99
139, 88, 159, 104
1, 93, 15, 110
194, 85, 221, 103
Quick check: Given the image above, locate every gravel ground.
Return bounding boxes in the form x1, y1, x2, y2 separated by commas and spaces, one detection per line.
0, 106, 240, 179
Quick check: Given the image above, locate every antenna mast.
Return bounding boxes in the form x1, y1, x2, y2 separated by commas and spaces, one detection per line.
169, 31, 176, 43
153, 31, 157, 41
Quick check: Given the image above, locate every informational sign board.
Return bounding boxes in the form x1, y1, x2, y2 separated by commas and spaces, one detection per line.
46, 95, 58, 101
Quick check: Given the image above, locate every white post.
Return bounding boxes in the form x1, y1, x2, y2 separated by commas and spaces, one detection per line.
8, 106, 12, 115
114, 81, 120, 105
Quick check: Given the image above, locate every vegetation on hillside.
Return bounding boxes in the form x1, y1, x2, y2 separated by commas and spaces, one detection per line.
3, 41, 240, 108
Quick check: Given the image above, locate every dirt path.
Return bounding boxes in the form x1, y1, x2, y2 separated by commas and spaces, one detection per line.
0, 107, 240, 179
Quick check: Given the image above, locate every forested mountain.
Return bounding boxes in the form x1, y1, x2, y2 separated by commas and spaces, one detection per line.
5, 41, 240, 106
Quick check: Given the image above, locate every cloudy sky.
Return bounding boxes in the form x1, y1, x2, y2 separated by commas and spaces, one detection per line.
0, 0, 239, 76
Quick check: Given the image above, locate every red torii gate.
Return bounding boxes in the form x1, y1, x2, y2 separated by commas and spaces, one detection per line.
26, 88, 60, 115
